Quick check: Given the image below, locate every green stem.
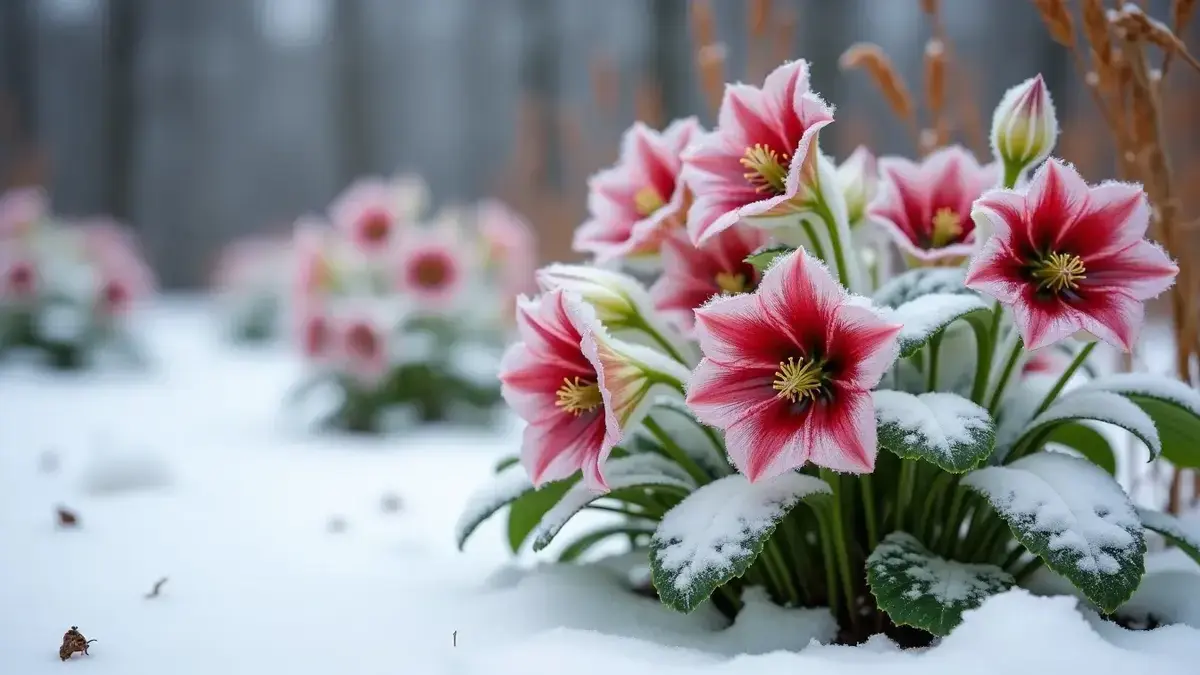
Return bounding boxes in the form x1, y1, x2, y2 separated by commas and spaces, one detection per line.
971, 302, 1004, 404
1029, 342, 1097, 418
1014, 556, 1045, 583
631, 315, 688, 365
895, 461, 916, 533
861, 474, 880, 552
821, 470, 860, 632
1002, 160, 1023, 189
799, 218, 829, 263
919, 471, 953, 544
644, 418, 711, 485
585, 504, 650, 518
764, 536, 800, 606
816, 511, 841, 619
775, 517, 812, 604
1001, 544, 1028, 572
926, 333, 943, 393
937, 484, 967, 556
986, 334, 1025, 415
814, 199, 852, 289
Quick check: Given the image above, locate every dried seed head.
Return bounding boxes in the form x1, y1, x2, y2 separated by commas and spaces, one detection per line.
924, 39, 947, 119
1032, 0, 1075, 47
840, 42, 915, 121
697, 43, 728, 117
1172, 0, 1199, 33
1082, 0, 1113, 66
748, 0, 771, 37
1111, 5, 1200, 74
690, 0, 717, 48
920, 0, 939, 14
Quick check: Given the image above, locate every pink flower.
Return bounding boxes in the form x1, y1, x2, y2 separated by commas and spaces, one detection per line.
478, 199, 537, 296
869, 146, 999, 266
1, 258, 36, 299
686, 249, 901, 481
339, 314, 390, 385
329, 178, 403, 254
293, 217, 337, 301
964, 159, 1177, 352
0, 187, 47, 239
396, 225, 466, 308
574, 118, 702, 264
681, 60, 834, 246
76, 219, 154, 314
650, 225, 767, 334
298, 311, 333, 361
500, 289, 689, 491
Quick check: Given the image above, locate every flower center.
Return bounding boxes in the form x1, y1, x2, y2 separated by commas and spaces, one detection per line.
555, 376, 602, 415
412, 255, 450, 289
361, 211, 392, 242
347, 324, 378, 357
633, 186, 666, 217
714, 271, 748, 294
740, 144, 789, 195
772, 356, 825, 403
929, 207, 963, 248
1031, 251, 1086, 294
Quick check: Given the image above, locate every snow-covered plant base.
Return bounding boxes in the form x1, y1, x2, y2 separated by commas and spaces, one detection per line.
457, 61, 1200, 645
287, 176, 536, 433
0, 188, 154, 370
3, 301, 1200, 674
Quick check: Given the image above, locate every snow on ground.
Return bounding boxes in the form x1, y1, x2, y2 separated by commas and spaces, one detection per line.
2, 298, 1200, 674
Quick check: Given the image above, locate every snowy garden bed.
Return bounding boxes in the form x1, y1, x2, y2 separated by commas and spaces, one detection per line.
0, 300, 1198, 674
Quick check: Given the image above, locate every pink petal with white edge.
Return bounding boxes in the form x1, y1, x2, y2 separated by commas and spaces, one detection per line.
686, 358, 777, 430
521, 412, 608, 489
723, 397, 811, 482
692, 291, 795, 367
827, 302, 902, 390
804, 389, 877, 473
1085, 239, 1178, 299
969, 189, 1026, 243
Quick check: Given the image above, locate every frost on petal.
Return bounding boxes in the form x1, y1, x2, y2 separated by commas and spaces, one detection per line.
963, 451, 1145, 612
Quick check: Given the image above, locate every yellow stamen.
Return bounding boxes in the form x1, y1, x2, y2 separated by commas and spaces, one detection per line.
740, 143, 789, 195
555, 376, 603, 415
930, 207, 964, 248
714, 271, 748, 294
1032, 251, 1087, 293
772, 356, 824, 403
633, 187, 666, 217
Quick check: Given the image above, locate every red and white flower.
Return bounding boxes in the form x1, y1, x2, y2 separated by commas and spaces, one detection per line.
500, 289, 689, 491
869, 145, 998, 266
78, 219, 154, 315
991, 74, 1057, 177
574, 117, 702, 264
650, 224, 766, 335
1, 257, 36, 300
339, 313, 391, 385
681, 60, 834, 246
0, 187, 47, 240
396, 223, 466, 308
298, 310, 334, 362
329, 178, 404, 254
478, 199, 537, 296
964, 159, 1177, 352
686, 249, 901, 481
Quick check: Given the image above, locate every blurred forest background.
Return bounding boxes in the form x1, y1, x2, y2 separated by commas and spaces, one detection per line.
0, 0, 1196, 288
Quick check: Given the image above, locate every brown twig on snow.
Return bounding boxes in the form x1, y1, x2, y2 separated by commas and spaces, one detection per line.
145, 577, 168, 599
56, 506, 78, 528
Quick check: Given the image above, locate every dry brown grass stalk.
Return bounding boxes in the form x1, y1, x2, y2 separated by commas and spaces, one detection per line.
840, 42, 917, 133
924, 39, 947, 145
772, 6, 798, 68
1032, 0, 1076, 47
1111, 5, 1200, 75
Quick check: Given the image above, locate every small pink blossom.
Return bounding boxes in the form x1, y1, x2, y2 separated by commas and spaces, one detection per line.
329, 178, 403, 254
574, 117, 702, 264
681, 60, 834, 246
500, 289, 688, 492
1, 257, 36, 300
964, 159, 1177, 352
396, 224, 466, 308
77, 219, 154, 314
650, 225, 767, 335
869, 145, 999, 266
339, 314, 390, 385
298, 310, 333, 362
293, 217, 337, 302
686, 249, 901, 481
478, 199, 537, 296
0, 187, 47, 239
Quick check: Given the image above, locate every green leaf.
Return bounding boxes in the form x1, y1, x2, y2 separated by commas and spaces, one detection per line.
872, 267, 976, 309
506, 477, 577, 553
889, 293, 992, 358
454, 463, 535, 550
874, 391, 996, 472
558, 525, 655, 563
867, 532, 1014, 636
650, 472, 831, 613
1136, 507, 1200, 568
963, 452, 1145, 613
744, 245, 795, 274
1018, 390, 1161, 460
1044, 423, 1116, 475
531, 455, 694, 551
493, 455, 520, 473
1069, 374, 1200, 468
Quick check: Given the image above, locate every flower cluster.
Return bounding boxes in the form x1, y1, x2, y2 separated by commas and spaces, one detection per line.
457, 61, 1200, 645
212, 234, 293, 344
288, 174, 536, 433
0, 187, 154, 370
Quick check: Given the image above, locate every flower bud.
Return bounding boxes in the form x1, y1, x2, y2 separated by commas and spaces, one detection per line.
835, 146, 878, 228
990, 74, 1057, 185
536, 264, 653, 327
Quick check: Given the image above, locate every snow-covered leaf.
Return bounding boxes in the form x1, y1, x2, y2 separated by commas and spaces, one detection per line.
455, 463, 535, 550
1020, 390, 1160, 460
650, 472, 832, 613
866, 532, 1014, 636
963, 452, 1145, 612
874, 391, 995, 472
872, 267, 976, 309
1044, 423, 1116, 475
1070, 374, 1200, 468
888, 293, 991, 358
744, 245, 795, 275
507, 477, 576, 553
1136, 507, 1200, 568
557, 524, 655, 563
531, 455, 695, 551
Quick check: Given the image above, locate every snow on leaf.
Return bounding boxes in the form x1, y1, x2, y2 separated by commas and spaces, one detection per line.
963, 452, 1145, 612
645, 396, 730, 478
1022, 390, 1161, 460
744, 245, 795, 275
1136, 507, 1200, 569
455, 463, 534, 550
650, 472, 832, 613
1070, 373, 1200, 469
872, 267, 976, 309
886, 293, 991, 358
867, 532, 1014, 636
531, 455, 696, 552
873, 390, 996, 472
